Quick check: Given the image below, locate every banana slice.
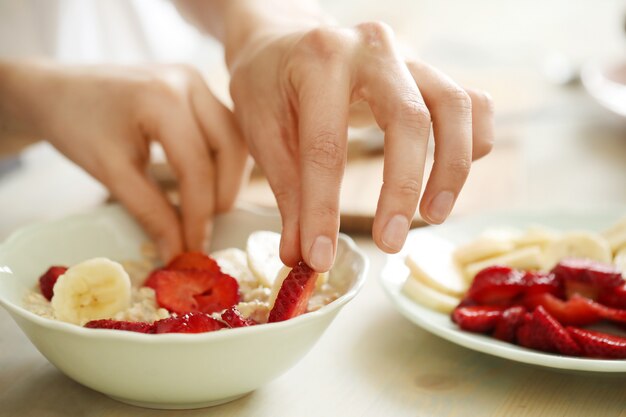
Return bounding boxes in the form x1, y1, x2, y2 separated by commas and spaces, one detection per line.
246, 231, 284, 287
464, 245, 544, 282
614, 247, 626, 276
405, 234, 467, 296
211, 248, 258, 289
602, 216, 626, 253
401, 275, 460, 314
513, 226, 559, 249
543, 231, 612, 270
453, 235, 516, 266
51, 258, 131, 325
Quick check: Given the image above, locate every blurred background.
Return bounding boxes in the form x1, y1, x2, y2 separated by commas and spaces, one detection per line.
0, 0, 625, 237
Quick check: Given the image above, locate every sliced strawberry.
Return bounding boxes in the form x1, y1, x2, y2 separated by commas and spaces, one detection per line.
516, 313, 552, 351
153, 269, 239, 314
567, 327, 626, 359
38, 266, 68, 301
529, 306, 581, 356
166, 252, 221, 272
221, 306, 256, 328
84, 319, 154, 333
143, 268, 164, 290
598, 283, 626, 309
493, 306, 527, 343
452, 306, 504, 333
552, 258, 623, 300
153, 312, 226, 334
466, 266, 526, 306
268, 262, 317, 323
522, 293, 602, 326
522, 271, 562, 298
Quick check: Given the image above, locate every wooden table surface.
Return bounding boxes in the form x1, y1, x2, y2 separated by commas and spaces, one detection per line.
1, 1, 626, 416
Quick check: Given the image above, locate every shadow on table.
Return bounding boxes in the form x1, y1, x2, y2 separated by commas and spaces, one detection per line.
349, 308, 626, 417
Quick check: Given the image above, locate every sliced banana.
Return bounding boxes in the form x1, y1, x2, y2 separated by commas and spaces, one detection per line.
464, 245, 544, 282
453, 235, 516, 266
401, 275, 460, 314
602, 216, 626, 253
513, 225, 560, 249
211, 248, 258, 289
246, 231, 284, 287
405, 233, 467, 297
51, 258, 131, 325
542, 231, 612, 270
614, 246, 626, 276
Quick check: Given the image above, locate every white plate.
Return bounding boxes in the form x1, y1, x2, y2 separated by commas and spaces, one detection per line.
581, 60, 626, 118
380, 208, 626, 373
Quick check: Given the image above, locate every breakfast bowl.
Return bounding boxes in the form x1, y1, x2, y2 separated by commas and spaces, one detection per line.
0, 204, 368, 409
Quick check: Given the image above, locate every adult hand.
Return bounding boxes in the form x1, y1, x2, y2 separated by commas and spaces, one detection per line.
0, 62, 247, 260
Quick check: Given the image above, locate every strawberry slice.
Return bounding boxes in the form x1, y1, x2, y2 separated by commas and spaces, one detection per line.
528, 306, 581, 356
598, 283, 626, 309
552, 258, 624, 300
466, 266, 526, 306
154, 312, 226, 334
452, 306, 504, 333
522, 293, 602, 326
85, 319, 154, 333
567, 327, 626, 359
268, 262, 317, 323
153, 269, 239, 314
166, 252, 221, 272
143, 268, 163, 290
38, 266, 68, 301
221, 306, 256, 328
522, 271, 563, 298
493, 306, 527, 343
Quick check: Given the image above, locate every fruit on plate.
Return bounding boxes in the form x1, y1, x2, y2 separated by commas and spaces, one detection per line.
543, 232, 612, 270
451, 306, 504, 333
152, 269, 239, 315
268, 261, 317, 322
51, 258, 131, 325
153, 312, 226, 334
552, 258, 624, 300
493, 306, 527, 343
85, 319, 154, 333
453, 234, 516, 266
402, 275, 460, 314
465, 266, 526, 305
567, 327, 626, 359
602, 215, 626, 253
463, 246, 544, 282
38, 266, 68, 301
516, 306, 581, 356
405, 233, 468, 296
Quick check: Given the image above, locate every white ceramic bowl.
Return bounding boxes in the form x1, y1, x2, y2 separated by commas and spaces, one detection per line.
0, 204, 368, 409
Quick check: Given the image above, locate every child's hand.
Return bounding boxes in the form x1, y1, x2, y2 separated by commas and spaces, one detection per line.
1, 62, 247, 260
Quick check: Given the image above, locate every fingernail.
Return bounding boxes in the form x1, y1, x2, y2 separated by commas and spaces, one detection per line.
427, 191, 455, 224
309, 236, 334, 272
382, 215, 409, 252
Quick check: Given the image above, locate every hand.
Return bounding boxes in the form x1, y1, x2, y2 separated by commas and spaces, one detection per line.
226, 22, 494, 272
2, 63, 247, 260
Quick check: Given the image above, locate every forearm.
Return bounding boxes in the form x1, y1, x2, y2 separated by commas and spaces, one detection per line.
0, 60, 57, 142
174, 0, 327, 68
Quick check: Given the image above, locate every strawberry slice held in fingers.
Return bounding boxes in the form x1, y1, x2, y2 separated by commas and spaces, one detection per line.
567, 327, 626, 359
221, 306, 257, 328
154, 312, 226, 334
493, 306, 527, 343
268, 262, 317, 323
85, 319, 154, 333
153, 269, 240, 314
39, 266, 68, 301
452, 306, 505, 333
466, 266, 526, 306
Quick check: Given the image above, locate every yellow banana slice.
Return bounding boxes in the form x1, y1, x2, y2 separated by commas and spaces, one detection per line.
543, 231, 612, 270
464, 245, 544, 282
401, 275, 461, 314
602, 216, 626, 253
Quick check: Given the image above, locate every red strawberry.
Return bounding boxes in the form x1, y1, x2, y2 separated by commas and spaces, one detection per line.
84, 319, 154, 333
522, 271, 562, 297
493, 306, 527, 343
143, 268, 163, 290
153, 270, 239, 314
598, 283, 626, 309
221, 306, 256, 328
466, 266, 526, 306
166, 252, 221, 272
528, 306, 581, 356
552, 258, 623, 300
38, 266, 68, 301
153, 312, 226, 334
268, 262, 317, 323
567, 327, 626, 359
523, 293, 602, 326
452, 306, 504, 333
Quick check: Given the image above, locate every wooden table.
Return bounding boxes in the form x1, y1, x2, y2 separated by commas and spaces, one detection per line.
1, 0, 626, 416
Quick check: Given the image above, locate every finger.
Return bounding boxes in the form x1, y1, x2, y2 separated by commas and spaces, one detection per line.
157, 106, 216, 253
190, 80, 249, 212
405, 61, 473, 225
297, 67, 350, 272
107, 161, 184, 261
465, 87, 495, 160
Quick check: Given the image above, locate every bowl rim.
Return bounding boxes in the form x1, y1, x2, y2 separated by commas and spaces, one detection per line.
0, 204, 369, 343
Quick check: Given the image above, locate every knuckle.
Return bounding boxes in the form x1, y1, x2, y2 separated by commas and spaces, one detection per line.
388, 177, 422, 197
473, 138, 494, 159
440, 87, 472, 113
302, 132, 345, 171
473, 90, 495, 114
445, 156, 472, 178
309, 205, 340, 221
356, 21, 394, 47
297, 27, 348, 62
396, 96, 431, 128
